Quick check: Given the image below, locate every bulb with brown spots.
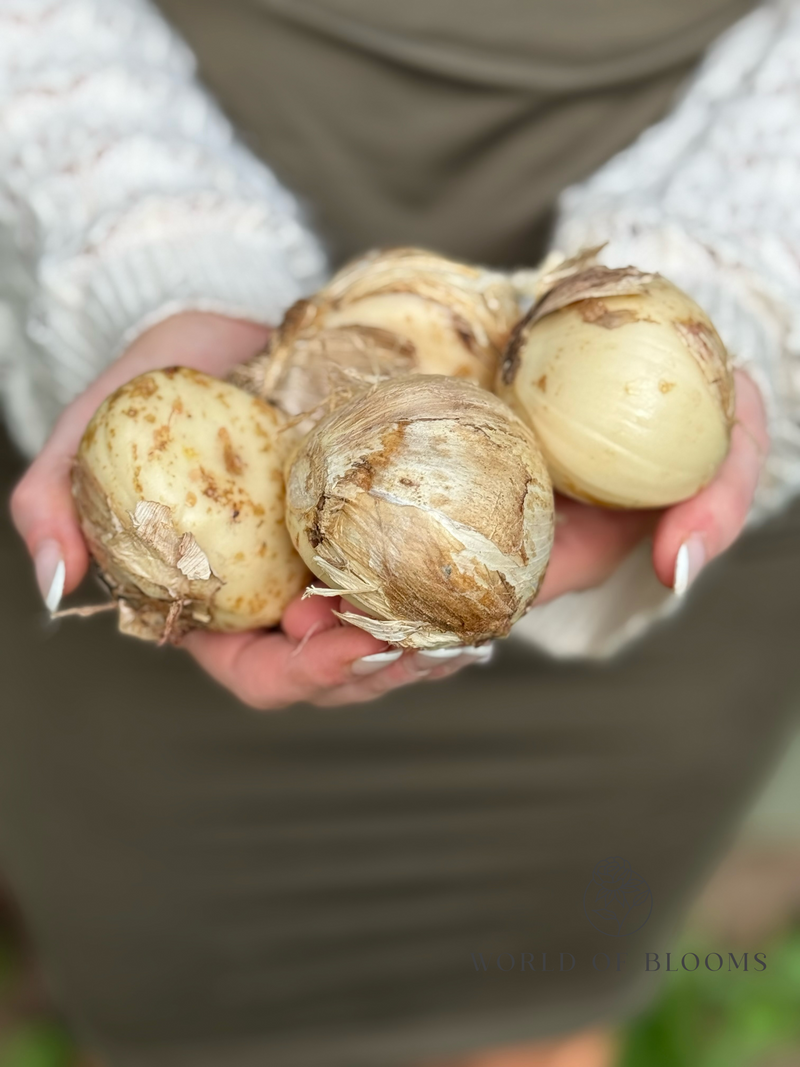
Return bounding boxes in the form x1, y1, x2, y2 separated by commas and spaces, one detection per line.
72, 367, 309, 642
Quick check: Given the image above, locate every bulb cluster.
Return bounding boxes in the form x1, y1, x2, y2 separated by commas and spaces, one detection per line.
72, 247, 734, 646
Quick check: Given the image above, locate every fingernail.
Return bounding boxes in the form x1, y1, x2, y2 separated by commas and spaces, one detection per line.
35, 539, 66, 613
463, 643, 495, 664
351, 649, 403, 676
412, 647, 464, 670
673, 535, 706, 597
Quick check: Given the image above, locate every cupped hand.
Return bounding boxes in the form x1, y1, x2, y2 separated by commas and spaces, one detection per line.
10, 314, 767, 710
181, 593, 490, 709
9, 312, 481, 712
535, 369, 769, 604
11, 312, 274, 610
189, 368, 770, 707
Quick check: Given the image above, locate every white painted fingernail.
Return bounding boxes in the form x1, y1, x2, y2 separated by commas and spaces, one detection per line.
351, 649, 403, 676
412, 647, 464, 669
673, 535, 706, 597
35, 540, 66, 613
463, 644, 495, 663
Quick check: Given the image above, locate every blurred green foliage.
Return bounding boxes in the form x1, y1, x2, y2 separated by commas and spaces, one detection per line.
620, 930, 800, 1067
0, 1025, 75, 1067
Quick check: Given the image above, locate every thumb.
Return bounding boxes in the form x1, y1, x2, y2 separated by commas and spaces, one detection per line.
10, 406, 93, 611
652, 369, 768, 591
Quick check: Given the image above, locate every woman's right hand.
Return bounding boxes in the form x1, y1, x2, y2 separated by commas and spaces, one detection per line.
9, 311, 483, 711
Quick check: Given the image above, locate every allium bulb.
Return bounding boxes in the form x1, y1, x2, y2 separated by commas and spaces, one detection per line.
231, 248, 524, 416
284, 376, 554, 649
320, 248, 523, 386
497, 266, 735, 508
231, 313, 418, 440
72, 368, 309, 642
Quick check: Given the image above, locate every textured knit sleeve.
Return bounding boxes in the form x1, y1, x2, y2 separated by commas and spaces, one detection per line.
514, 0, 800, 658
0, 0, 328, 457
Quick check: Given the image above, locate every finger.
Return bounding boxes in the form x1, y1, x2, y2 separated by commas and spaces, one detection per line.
281, 583, 407, 642
181, 629, 305, 709
280, 585, 344, 641
310, 650, 472, 707
10, 411, 94, 609
312, 644, 496, 708
536, 496, 657, 605
282, 590, 467, 690
182, 621, 389, 710
652, 370, 768, 591
185, 615, 484, 710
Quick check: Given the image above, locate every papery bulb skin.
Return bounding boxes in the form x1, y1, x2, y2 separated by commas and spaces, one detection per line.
231, 319, 418, 442
72, 367, 309, 642
230, 248, 525, 419
284, 375, 555, 650
320, 248, 522, 388
498, 266, 735, 508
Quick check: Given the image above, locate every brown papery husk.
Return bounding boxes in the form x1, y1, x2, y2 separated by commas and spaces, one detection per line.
230, 247, 526, 419
322, 247, 521, 357
508, 244, 608, 306
231, 317, 418, 444
284, 375, 555, 650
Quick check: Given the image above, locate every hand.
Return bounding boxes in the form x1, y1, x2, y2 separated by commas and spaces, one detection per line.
10, 312, 481, 712
535, 369, 769, 604
185, 369, 769, 706
182, 596, 491, 709
11, 312, 274, 609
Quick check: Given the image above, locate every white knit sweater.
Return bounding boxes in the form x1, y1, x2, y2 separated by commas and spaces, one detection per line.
2, 0, 799, 657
